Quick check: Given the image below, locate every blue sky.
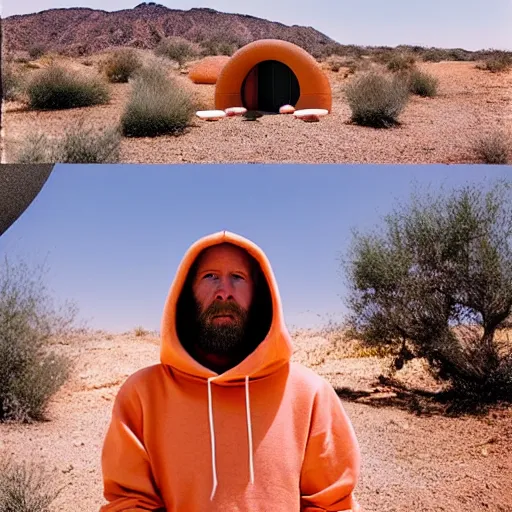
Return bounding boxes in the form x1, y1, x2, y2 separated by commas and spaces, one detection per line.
0, 164, 509, 333
3, 0, 512, 51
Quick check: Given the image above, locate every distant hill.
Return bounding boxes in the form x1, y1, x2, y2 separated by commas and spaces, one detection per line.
2, 4, 339, 57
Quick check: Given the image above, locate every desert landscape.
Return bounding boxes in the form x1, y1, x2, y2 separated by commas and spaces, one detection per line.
2, 4, 511, 164
0, 326, 511, 512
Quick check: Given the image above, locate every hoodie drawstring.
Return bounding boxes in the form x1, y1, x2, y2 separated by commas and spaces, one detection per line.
207, 377, 218, 501
207, 376, 255, 501
245, 376, 255, 485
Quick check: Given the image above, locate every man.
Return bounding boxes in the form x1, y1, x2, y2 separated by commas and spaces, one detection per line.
100, 231, 361, 512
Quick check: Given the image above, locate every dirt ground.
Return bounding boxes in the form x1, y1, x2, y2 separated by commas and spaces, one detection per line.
0, 328, 511, 512
2, 53, 511, 164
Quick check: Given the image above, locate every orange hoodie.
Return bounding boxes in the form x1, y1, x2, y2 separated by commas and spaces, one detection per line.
100, 231, 361, 512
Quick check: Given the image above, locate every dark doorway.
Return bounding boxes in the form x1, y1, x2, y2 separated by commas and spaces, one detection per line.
241, 60, 300, 113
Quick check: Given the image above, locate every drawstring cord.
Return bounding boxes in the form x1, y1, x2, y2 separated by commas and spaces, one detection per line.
245, 376, 255, 485
207, 376, 255, 501
207, 377, 218, 501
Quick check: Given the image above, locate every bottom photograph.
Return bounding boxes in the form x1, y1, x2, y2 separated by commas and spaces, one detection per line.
0, 163, 511, 512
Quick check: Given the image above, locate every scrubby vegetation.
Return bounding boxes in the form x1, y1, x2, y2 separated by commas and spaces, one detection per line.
26, 64, 110, 110
0, 258, 76, 422
345, 70, 410, 128
121, 65, 195, 137
344, 180, 512, 412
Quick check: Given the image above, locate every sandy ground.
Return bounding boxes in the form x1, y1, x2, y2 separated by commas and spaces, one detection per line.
2, 55, 511, 164
1, 328, 511, 512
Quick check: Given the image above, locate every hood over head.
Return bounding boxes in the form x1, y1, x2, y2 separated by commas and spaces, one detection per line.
160, 231, 293, 384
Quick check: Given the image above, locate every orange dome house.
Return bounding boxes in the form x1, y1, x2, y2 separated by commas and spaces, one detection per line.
188, 56, 231, 84
215, 39, 332, 113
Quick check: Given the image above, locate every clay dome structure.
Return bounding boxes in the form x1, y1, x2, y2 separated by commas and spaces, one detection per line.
215, 39, 332, 113
188, 56, 231, 84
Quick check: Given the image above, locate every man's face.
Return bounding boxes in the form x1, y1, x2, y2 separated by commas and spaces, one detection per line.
191, 244, 255, 355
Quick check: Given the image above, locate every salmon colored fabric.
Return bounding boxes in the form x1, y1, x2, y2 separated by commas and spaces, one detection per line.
100, 231, 361, 512
188, 56, 231, 84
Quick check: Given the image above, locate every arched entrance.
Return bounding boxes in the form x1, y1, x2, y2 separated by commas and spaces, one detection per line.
241, 60, 300, 113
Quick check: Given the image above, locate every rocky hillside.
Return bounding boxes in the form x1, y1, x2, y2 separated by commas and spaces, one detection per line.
2, 3, 338, 57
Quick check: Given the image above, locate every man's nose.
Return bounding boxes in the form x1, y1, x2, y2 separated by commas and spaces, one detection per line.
215, 276, 234, 300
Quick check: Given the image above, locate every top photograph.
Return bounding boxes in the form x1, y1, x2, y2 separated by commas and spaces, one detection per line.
1, 0, 511, 165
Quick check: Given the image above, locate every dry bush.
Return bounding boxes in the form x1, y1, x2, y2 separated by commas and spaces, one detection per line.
345, 70, 410, 128
102, 48, 142, 83
476, 54, 511, 73
2, 64, 24, 101
155, 37, 200, 67
15, 119, 121, 164
0, 458, 63, 512
28, 45, 46, 60
134, 326, 148, 337
386, 53, 416, 72
26, 64, 110, 110
192, 30, 248, 57
121, 65, 195, 137
406, 69, 439, 97
473, 130, 510, 164
0, 258, 76, 422
421, 48, 446, 62
326, 55, 344, 72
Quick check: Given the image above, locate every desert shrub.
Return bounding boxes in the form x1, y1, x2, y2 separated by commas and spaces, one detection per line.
387, 53, 416, 72
28, 45, 46, 60
344, 180, 512, 408
326, 55, 343, 72
0, 258, 75, 422
13, 54, 30, 64
134, 326, 148, 337
2, 64, 23, 101
370, 48, 394, 65
473, 130, 510, 164
201, 39, 238, 57
421, 50, 443, 62
0, 458, 63, 512
15, 121, 121, 164
345, 70, 410, 128
26, 64, 110, 110
407, 69, 439, 97
154, 37, 199, 67
322, 43, 364, 60
121, 65, 195, 137
14, 134, 51, 163
476, 55, 511, 73
102, 48, 142, 83
445, 48, 473, 61
193, 30, 247, 57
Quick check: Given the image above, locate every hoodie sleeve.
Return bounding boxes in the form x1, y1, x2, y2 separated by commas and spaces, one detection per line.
300, 379, 362, 512
99, 379, 165, 512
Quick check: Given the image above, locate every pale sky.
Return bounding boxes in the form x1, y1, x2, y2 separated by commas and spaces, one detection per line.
3, 0, 512, 51
1, 164, 508, 333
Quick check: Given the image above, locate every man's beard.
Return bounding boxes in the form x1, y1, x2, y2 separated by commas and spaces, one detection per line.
194, 300, 249, 356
